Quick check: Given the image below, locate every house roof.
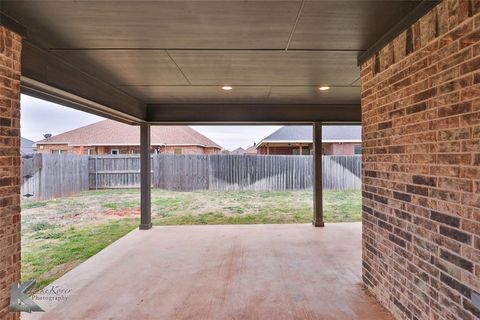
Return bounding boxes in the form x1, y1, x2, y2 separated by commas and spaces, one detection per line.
230, 147, 246, 155
257, 126, 361, 147
21, 137, 35, 154
244, 145, 257, 154
35, 119, 222, 149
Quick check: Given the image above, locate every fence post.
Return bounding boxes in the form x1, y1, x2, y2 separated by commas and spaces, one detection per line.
95, 155, 98, 190
312, 122, 324, 227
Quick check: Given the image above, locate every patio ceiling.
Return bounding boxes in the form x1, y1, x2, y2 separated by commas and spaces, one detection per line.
1, 0, 423, 123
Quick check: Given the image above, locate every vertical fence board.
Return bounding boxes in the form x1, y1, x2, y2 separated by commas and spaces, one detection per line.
21, 153, 89, 201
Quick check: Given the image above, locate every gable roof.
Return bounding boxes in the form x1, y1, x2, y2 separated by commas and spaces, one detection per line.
257, 126, 361, 147
35, 119, 222, 149
21, 137, 35, 155
244, 145, 257, 154
230, 147, 246, 155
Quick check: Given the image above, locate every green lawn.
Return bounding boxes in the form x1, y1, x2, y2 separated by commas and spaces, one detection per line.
148, 190, 361, 225
21, 189, 361, 290
22, 219, 138, 290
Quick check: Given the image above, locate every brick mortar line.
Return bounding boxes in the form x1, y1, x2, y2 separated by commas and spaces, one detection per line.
361, 141, 480, 151
361, 65, 480, 105
364, 223, 475, 312
362, 98, 480, 128
362, 178, 480, 211
363, 241, 434, 318
362, 76, 479, 114
362, 199, 479, 249
364, 202, 480, 239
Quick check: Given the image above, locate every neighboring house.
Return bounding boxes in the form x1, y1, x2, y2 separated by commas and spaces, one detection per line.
230, 147, 246, 155
35, 119, 222, 155
256, 126, 361, 155
244, 144, 258, 155
220, 149, 231, 155
20, 137, 35, 155
230, 144, 258, 155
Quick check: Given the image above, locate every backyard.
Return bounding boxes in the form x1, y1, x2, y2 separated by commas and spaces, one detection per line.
21, 189, 361, 290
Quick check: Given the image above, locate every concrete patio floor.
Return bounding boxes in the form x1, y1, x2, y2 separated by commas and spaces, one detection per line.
24, 223, 392, 320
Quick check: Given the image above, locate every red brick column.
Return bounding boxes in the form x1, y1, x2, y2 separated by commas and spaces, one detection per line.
0, 26, 22, 319
360, 1, 480, 319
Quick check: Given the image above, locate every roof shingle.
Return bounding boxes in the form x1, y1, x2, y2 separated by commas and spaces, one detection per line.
36, 119, 222, 149
259, 125, 361, 145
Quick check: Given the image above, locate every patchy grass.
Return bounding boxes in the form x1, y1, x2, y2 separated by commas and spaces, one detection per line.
323, 191, 362, 222
22, 189, 361, 227
149, 190, 361, 225
102, 200, 138, 210
21, 189, 360, 291
22, 219, 137, 291
22, 201, 48, 210
30, 222, 57, 232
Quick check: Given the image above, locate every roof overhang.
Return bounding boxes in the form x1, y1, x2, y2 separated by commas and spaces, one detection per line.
21, 43, 146, 124
147, 104, 361, 124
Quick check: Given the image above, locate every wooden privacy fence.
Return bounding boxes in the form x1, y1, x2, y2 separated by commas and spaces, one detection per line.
21, 153, 90, 201
89, 154, 361, 191
21, 154, 361, 200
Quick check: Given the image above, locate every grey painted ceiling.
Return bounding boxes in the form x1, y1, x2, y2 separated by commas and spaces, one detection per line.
2, 0, 420, 105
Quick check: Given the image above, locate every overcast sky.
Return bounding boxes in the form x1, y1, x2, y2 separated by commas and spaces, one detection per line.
20, 95, 281, 151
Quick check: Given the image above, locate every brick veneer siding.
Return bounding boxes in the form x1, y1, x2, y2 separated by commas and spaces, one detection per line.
36, 144, 220, 155
257, 146, 304, 155
257, 143, 360, 155
361, 1, 480, 319
0, 27, 21, 319
329, 142, 361, 155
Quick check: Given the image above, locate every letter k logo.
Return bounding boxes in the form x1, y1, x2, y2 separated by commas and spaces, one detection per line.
10, 280, 44, 313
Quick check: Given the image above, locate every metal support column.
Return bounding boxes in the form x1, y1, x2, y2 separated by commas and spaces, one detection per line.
139, 123, 152, 230
312, 122, 324, 227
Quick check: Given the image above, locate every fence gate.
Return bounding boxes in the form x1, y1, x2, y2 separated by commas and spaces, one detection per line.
21, 154, 90, 201
21, 153, 42, 201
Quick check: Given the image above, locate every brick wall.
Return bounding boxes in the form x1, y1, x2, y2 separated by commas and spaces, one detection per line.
161, 145, 220, 155
0, 26, 22, 320
36, 144, 221, 155
257, 144, 312, 155
330, 142, 361, 155
257, 143, 360, 155
36, 144, 74, 154
361, 1, 480, 319
258, 146, 298, 155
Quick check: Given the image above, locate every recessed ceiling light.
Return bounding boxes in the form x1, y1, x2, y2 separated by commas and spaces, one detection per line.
222, 86, 233, 91
318, 86, 330, 91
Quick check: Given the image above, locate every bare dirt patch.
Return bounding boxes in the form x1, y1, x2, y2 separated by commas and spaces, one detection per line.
38, 260, 82, 282
103, 208, 140, 217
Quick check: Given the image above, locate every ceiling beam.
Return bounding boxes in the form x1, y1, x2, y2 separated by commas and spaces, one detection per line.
357, 0, 441, 66
147, 104, 360, 124
21, 77, 144, 125
0, 12, 27, 37
21, 41, 146, 123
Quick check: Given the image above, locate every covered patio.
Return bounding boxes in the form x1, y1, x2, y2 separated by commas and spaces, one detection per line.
24, 223, 391, 320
